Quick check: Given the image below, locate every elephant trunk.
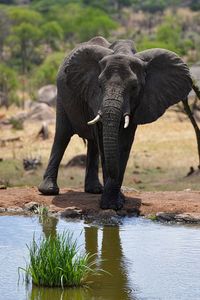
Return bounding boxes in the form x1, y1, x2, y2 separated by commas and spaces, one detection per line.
102, 97, 123, 180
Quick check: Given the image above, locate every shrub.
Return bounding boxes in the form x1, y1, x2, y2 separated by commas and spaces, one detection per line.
9, 117, 23, 130
32, 52, 65, 87
0, 63, 19, 107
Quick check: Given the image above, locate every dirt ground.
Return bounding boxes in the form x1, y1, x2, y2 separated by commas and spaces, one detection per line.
0, 187, 199, 217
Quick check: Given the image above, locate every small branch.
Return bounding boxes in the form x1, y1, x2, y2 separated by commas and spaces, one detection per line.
192, 81, 200, 100
182, 98, 200, 167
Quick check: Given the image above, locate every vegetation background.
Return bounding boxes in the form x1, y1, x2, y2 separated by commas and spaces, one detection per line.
0, 0, 200, 106
0, 0, 200, 191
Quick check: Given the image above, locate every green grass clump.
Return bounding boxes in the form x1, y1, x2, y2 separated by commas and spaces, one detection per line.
9, 117, 24, 130
20, 232, 98, 288
148, 215, 158, 221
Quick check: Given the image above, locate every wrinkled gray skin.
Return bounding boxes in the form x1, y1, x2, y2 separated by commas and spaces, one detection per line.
38, 36, 192, 210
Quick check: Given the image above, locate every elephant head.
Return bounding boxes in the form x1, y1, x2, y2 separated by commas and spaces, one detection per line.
65, 41, 192, 180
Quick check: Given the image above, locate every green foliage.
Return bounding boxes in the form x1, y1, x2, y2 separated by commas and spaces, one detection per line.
132, 0, 168, 13
0, 7, 10, 57
138, 16, 195, 56
0, 0, 199, 107
7, 22, 42, 73
9, 117, 24, 130
41, 21, 64, 50
74, 6, 117, 41
19, 231, 99, 287
190, 0, 200, 11
31, 0, 82, 13
6, 8, 43, 73
7, 7, 43, 26
148, 214, 158, 221
48, 3, 117, 42
32, 52, 65, 87
0, 63, 19, 106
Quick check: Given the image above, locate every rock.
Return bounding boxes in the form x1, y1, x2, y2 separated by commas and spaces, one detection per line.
189, 64, 200, 99
0, 185, 7, 189
27, 103, 55, 122
65, 155, 87, 168
116, 209, 127, 217
23, 157, 42, 171
175, 213, 200, 224
7, 206, 24, 213
60, 207, 82, 218
10, 111, 27, 122
98, 209, 117, 218
194, 109, 200, 122
24, 99, 34, 110
38, 85, 57, 107
24, 201, 39, 212
0, 207, 6, 213
49, 205, 58, 214
156, 212, 177, 222
156, 212, 200, 224
121, 186, 139, 193
37, 122, 49, 140
85, 210, 120, 225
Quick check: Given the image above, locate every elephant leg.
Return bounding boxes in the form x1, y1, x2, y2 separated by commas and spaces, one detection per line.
84, 139, 103, 194
100, 124, 137, 210
38, 103, 73, 195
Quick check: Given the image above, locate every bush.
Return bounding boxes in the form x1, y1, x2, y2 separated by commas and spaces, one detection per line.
32, 52, 65, 87
0, 63, 19, 107
20, 231, 99, 288
9, 117, 23, 130
47, 3, 118, 42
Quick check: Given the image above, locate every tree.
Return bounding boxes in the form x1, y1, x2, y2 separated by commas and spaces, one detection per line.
7, 7, 43, 26
138, 16, 194, 56
32, 52, 65, 87
47, 3, 117, 42
132, 0, 168, 13
0, 7, 11, 60
7, 22, 42, 73
190, 0, 200, 11
0, 64, 19, 107
75, 7, 117, 41
41, 21, 64, 50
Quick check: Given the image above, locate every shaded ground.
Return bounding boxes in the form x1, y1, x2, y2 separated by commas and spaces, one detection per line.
0, 187, 199, 217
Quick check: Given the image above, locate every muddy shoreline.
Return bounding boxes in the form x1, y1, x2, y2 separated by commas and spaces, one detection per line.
0, 187, 200, 223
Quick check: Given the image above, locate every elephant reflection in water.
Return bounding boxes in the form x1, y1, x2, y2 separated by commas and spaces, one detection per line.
29, 218, 135, 300
85, 226, 134, 300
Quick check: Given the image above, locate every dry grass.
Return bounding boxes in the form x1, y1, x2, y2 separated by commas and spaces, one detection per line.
0, 106, 199, 191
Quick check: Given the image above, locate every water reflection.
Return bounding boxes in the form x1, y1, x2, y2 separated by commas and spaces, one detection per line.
38, 215, 58, 238
28, 285, 90, 300
28, 217, 135, 300
85, 226, 134, 300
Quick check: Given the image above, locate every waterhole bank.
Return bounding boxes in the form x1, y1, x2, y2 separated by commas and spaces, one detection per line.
0, 187, 200, 223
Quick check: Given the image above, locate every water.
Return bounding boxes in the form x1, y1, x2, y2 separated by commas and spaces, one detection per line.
0, 216, 200, 300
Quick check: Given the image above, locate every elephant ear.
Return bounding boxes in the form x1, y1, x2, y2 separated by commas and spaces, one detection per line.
64, 44, 113, 114
134, 49, 192, 124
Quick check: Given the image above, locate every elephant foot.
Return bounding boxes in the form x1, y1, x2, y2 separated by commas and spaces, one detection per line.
38, 177, 59, 195
85, 180, 103, 194
100, 191, 125, 210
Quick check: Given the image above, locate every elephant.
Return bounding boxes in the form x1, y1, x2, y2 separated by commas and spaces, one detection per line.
38, 36, 192, 210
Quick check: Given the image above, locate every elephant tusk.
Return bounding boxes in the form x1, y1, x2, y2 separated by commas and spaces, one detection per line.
87, 114, 101, 125
124, 115, 130, 128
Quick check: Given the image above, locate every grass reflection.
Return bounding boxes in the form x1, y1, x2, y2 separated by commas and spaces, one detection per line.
28, 216, 135, 300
